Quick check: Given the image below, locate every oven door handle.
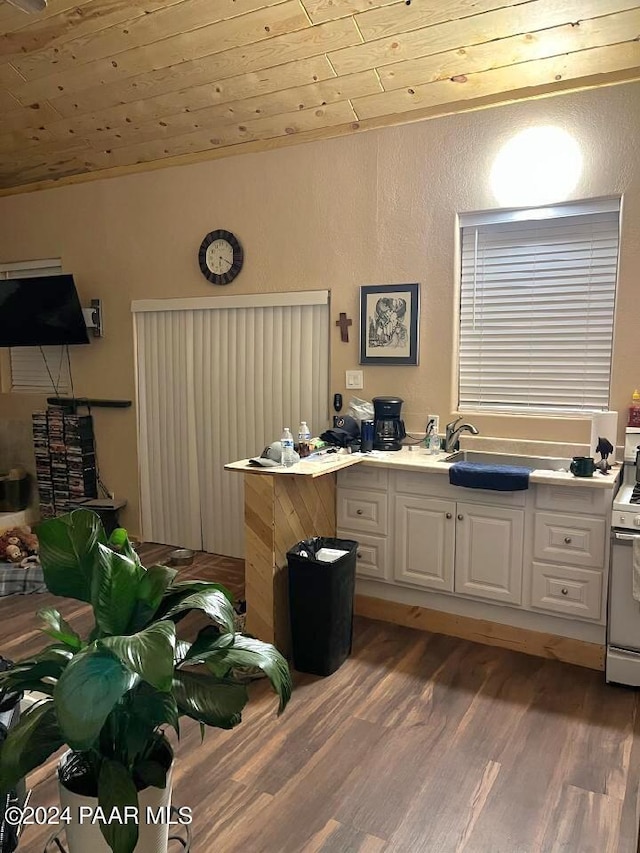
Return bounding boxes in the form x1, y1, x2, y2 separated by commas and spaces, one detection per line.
613, 531, 640, 542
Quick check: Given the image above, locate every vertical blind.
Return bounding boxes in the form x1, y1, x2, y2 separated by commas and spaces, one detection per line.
0, 259, 71, 394
134, 293, 330, 558
458, 199, 620, 413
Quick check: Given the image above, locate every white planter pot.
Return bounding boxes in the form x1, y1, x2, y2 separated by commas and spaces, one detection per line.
58, 760, 173, 853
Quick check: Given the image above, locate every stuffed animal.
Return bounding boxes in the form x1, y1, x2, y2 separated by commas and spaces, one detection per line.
0, 526, 39, 563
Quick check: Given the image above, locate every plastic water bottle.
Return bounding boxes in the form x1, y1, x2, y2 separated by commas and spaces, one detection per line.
281, 427, 295, 467
297, 421, 311, 458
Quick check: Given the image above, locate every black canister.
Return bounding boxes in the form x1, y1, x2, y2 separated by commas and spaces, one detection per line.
361, 420, 374, 453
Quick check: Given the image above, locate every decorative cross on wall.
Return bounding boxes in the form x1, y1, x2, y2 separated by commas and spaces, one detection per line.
336, 312, 352, 342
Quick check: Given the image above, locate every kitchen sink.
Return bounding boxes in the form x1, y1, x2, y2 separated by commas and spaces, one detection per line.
443, 449, 571, 471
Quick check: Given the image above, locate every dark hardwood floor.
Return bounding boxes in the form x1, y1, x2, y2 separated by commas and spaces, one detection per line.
2, 543, 640, 852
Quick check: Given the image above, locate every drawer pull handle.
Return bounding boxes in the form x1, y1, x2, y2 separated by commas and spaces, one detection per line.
357, 552, 362, 559
564, 537, 572, 544
356, 509, 363, 515
457, 514, 464, 521
446, 512, 452, 519
561, 588, 569, 596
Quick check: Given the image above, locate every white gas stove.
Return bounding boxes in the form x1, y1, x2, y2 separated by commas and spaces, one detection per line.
607, 427, 640, 685
611, 427, 640, 530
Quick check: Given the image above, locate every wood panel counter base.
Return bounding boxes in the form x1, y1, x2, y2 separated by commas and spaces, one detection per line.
244, 471, 336, 654
354, 594, 605, 671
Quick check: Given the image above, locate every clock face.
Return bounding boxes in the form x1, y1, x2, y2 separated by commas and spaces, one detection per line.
198, 229, 244, 285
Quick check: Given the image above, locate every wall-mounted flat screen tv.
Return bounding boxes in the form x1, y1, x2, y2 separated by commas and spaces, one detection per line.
0, 274, 90, 347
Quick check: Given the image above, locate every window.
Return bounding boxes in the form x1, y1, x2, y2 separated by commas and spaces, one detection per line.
458, 198, 620, 414
0, 259, 71, 394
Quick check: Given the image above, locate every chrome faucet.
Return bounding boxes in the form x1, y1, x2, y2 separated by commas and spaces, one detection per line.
444, 417, 480, 453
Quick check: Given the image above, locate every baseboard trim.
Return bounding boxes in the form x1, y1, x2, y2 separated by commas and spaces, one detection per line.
354, 594, 605, 671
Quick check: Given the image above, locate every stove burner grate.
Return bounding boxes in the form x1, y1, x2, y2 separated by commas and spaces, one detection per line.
631, 486, 640, 504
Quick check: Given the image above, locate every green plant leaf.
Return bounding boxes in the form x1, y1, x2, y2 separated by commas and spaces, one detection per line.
0, 700, 64, 792
108, 528, 141, 567
172, 671, 248, 728
167, 579, 235, 604
129, 683, 179, 732
195, 634, 292, 714
99, 621, 176, 692
54, 649, 138, 750
139, 565, 178, 608
91, 544, 144, 636
160, 589, 235, 634
133, 759, 167, 790
37, 608, 83, 650
128, 565, 179, 632
97, 759, 139, 853
36, 509, 106, 602
183, 625, 233, 663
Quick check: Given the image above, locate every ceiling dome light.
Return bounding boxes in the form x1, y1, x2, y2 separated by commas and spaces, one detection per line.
490, 126, 582, 207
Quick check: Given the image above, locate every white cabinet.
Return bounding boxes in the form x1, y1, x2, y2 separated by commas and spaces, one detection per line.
337, 466, 390, 581
529, 510, 607, 622
393, 495, 455, 591
533, 512, 605, 569
337, 489, 388, 535
337, 463, 611, 627
392, 485, 524, 604
530, 561, 603, 620
454, 503, 524, 605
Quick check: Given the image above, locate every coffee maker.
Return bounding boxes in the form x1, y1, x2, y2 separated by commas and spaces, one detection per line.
373, 397, 406, 451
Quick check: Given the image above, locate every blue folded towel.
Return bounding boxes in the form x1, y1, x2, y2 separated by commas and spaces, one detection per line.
449, 461, 530, 491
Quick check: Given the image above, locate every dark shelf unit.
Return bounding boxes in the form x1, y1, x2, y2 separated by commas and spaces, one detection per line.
32, 408, 98, 518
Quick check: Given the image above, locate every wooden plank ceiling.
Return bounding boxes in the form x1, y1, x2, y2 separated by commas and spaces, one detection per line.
0, 0, 639, 194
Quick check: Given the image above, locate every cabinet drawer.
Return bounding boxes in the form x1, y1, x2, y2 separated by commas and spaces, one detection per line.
535, 484, 608, 515
530, 561, 603, 621
338, 464, 388, 491
337, 530, 388, 581
337, 489, 388, 534
534, 512, 606, 568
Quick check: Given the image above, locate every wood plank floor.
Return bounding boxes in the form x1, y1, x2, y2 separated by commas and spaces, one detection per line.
2, 543, 640, 852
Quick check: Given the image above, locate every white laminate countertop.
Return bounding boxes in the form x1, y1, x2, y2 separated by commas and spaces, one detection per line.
226, 446, 620, 489
224, 453, 363, 478
358, 447, 620, 489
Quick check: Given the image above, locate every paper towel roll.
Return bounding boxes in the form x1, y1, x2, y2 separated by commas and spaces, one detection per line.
590, 411, 618, 463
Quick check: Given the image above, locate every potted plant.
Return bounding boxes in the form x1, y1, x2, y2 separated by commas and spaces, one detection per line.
0, 509, 291, 853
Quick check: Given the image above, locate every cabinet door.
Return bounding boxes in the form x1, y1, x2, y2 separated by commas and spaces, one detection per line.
454, 503, 524, 605
394, 495, 455, 591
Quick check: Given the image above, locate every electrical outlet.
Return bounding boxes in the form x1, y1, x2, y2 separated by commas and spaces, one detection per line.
345, 370, 363, 390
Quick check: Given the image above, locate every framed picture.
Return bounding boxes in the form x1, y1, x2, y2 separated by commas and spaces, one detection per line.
359, 283, 420, 365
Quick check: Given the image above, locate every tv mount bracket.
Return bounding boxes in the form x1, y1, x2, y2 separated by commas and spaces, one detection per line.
82, 298, 103, 338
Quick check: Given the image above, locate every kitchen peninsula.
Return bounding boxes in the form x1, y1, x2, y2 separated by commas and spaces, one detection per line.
226, 449, 620, 668
225, 453, 362, 651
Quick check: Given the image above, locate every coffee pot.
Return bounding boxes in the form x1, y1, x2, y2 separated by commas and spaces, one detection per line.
373, 396, 406, 452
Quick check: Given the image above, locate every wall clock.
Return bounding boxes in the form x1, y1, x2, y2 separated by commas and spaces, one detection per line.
198, 229, 244, 285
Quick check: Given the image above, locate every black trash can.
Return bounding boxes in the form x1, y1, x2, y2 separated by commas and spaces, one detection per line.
287, 536, 358, 676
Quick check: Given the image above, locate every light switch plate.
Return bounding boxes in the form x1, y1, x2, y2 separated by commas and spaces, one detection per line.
346, 370, 363, 389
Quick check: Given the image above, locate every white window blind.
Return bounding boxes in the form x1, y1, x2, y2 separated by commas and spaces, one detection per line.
458, 199, 620, 414
0, 259, 71, 394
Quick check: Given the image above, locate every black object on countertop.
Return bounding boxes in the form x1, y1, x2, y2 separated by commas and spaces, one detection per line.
288, 537, 358, 676
333, 393, 343, 412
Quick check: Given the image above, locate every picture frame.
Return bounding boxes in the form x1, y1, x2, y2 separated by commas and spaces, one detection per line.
359, 283, 420, 365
